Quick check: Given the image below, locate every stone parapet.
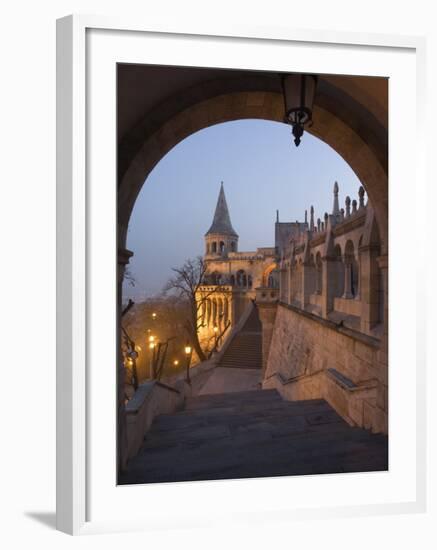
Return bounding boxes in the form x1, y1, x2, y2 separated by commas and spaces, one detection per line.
262, 302, 386, 433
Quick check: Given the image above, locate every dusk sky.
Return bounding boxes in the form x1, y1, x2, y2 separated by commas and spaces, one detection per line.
123, 119, 362, 301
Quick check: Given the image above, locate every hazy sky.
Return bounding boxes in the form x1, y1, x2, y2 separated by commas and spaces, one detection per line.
123, 119, 362, 300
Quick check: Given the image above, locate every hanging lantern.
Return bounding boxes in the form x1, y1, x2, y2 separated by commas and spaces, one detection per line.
282, 74, 317, 146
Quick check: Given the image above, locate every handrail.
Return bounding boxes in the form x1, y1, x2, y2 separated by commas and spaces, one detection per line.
265, 368, 378, 393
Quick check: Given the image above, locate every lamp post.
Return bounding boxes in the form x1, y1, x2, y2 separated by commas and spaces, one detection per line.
184, 343, 193, 384
282, 73, 317, 147
149, 341, 156, 378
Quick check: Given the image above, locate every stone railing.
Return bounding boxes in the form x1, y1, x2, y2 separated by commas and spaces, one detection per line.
125, 380, 187, 461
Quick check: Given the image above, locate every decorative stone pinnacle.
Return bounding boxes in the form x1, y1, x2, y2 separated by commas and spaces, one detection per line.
317, 218, 321, 232
352, 199, 357, 213
332, 181, 340, 215
310, 205, 315, 231
305, 210, 308, 224
340, 208, 345, 221
358, 186, 365, 209
345, 196, 351, 217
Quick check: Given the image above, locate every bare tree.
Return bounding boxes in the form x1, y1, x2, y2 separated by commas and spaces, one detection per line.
163, 256, 226, 362
124, 267, 136, 287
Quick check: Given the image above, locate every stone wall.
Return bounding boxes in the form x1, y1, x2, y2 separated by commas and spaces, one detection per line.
263, 303, 386, 432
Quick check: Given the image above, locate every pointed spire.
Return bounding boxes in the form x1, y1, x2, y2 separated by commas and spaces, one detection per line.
352, 199, 357, 214
205, 182, 238, 237
276, 209, 279, 223
317, 218, 321, 232
305, 210, 308, 225
332, 181, 340, 216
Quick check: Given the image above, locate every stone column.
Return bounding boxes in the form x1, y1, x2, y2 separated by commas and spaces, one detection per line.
321, 256, 336, 318
355, 256, 361, 300
301, 262, 315, 308
287, 264, 293, 304
117, 247, 133, 473
257, 302, 278, 378
359, 244, 380, 334
315, 264, 321, 294
342, 261, 353, 299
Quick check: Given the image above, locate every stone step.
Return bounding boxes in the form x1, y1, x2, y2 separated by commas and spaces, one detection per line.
120, 388, 388, 485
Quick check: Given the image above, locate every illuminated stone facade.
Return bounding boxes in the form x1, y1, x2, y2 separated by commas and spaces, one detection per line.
197, 183, 277, 348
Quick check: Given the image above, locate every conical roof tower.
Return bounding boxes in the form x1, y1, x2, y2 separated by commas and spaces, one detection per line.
205, 182, 239, 257
205, 182, 238, 237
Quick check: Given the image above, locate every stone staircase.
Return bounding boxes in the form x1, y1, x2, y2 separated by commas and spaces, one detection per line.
217, 305, 262, 370
119, 388, 388, 484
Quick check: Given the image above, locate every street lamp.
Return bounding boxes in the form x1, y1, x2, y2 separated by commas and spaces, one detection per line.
152, 312, 157, 320
282, 73, 317, 147
184, 343, 192, 384
173, 359, 179, 367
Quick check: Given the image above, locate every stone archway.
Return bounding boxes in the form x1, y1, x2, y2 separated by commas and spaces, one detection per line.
117, 69, 389, 468
262, 262, 278, 287
118, 70, 388, 255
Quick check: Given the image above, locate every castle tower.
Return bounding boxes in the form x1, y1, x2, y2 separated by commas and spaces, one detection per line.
205, 182, 239, 257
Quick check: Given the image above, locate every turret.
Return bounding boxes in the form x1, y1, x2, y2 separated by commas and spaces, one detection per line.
205, 182, 239, 257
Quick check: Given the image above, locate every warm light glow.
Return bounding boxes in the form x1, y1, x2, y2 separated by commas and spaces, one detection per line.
135, 345, 142, 352
148, 335, 155, 343
152, 312, 157, 319
184, 345, 192, 355
213, 325, 218, 333
149, 342, 155, 350
173, 360, 179, 366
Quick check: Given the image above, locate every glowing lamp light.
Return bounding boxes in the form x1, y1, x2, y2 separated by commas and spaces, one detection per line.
148, 335, 155, 343
135, 345, 142, 352
152, 312, 157, 319
149, 342, 155, 350
213, 325, 218, 333
184, 344, 192, 356
173, 360, 179, 367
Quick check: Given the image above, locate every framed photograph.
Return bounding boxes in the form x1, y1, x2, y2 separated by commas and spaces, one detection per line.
56, 15, 427, 535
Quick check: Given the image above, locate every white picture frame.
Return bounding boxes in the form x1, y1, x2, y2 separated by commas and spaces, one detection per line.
56, 14, 427, 536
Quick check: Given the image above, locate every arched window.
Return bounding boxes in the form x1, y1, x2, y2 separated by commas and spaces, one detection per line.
231, 241, 236, 252
219, 241, 225, 254
210, 271, 221, 285
211, 242, 217, 253
206, 242, 210, 254
230, 274, 235, 286
236, 269, 246, 287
